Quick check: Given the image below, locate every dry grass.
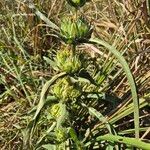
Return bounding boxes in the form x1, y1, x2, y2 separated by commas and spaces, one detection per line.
0, 0, 150, 149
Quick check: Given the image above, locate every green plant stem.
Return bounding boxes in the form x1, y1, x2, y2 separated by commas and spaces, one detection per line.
96, 134, 150, 150
69, 127, 83, 150
89, 38, 139, 138
72, 44, 76, 55
75, 8, 78, 20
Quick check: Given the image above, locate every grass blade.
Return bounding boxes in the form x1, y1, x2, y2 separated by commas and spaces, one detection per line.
28, 3, 60, 30
88, 107, 116, 135
89, 38, 139, 138
96, 134, 150, 150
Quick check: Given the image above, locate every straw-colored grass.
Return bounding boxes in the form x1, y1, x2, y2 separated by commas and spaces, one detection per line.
0, 0, 150, 149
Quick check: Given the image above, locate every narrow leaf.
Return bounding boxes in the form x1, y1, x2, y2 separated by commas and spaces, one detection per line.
42, 144, 56, 150
56, 103, 68, 128
28, 3, 59, 30
43, 56, 59, 71
69, 127, 83, 149
33, 72, 66, 120
96, 134, 150, 150
89, 38, 139, 138
24, 72, 66, 147
88, 107, 116, 135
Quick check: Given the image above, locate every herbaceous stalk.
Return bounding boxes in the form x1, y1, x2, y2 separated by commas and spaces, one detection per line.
26, 0, 142, 149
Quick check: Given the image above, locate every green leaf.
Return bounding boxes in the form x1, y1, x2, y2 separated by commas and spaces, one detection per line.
36, 122, 56, 147
56, 103, 68, 128
28, 3, 59, 30
33, 72, 66, 121
118, 127, 149, 135
26, 96, 57, 115
88, 107, 116, 135
24, 72, 66, 147
42, 144, 56, 150
86, 93, 119, 105
43, 56, 59, 71
109, 97, 147, 125
106, 145, 115, 150
89, 38, 139, 138
69, 127, 83, 150
96, 134, 150, 150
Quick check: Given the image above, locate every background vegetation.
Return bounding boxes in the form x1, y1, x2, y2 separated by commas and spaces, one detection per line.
0, 0, 150, 149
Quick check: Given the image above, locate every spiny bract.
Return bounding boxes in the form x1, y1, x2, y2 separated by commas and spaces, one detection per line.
60, 17, 92, 44
52, 77, 81, 102
55, 127, 68, 142
56, 48, 82, 73
50, 103, 61, 119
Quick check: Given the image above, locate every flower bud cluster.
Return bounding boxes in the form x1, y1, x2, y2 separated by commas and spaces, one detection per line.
56, 48, 82, 73
50, 103, 61, 119
47, 0, 94, 145
52, 77, 81, 102
60, 17, 92, 44
55, 127, 68, 142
